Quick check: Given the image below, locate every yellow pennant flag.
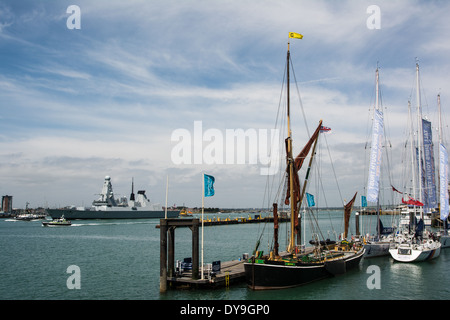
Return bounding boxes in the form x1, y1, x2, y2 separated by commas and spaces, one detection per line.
289, 32, 303, 39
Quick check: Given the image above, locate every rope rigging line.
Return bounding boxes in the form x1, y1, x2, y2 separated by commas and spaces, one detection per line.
289, 57, 310, 138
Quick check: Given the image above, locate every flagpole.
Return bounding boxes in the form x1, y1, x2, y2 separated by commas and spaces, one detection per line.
201, 173, 204, 280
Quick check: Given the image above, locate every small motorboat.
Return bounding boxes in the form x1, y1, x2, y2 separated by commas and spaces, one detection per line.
179, 209, 193, 217
42, 215, 72, 227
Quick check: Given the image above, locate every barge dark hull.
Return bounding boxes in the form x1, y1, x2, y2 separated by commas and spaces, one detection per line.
244, 248, 365, 290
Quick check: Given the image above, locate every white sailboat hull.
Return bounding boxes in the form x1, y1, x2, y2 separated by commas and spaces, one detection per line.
389, 241, 441, 262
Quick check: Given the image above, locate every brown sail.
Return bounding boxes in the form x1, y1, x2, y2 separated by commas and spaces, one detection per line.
344, 192, 358, 239
284, 121, 323, 232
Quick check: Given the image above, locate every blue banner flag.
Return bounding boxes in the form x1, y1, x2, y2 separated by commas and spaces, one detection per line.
440, 143, 449, 220
204, 174, 215, 197
361, 195, 367, 208
306, 193, 315, 207
367, 108, 383, 203
422, 119, 437, 210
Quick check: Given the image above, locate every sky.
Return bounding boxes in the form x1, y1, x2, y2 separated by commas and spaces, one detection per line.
1, 0, 450, 209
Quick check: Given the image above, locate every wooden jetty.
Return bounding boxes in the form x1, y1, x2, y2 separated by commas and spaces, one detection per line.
156, 215, 289, 229
167, 259, 246, 289
159, 218, 247, 292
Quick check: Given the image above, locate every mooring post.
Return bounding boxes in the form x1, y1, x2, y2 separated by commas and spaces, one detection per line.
191, 219, 199, 280
355, 212, 360, 236
168, 226, 175, 278
159, 219, 168, 293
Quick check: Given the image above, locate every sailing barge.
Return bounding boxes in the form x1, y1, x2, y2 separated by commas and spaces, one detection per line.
244, 34, 364, 290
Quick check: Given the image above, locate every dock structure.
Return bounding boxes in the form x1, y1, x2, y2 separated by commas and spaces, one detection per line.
160, 218, 200, 292
159, 218, 247, 292
156, 215, 289, 229
167, 259, 246, 289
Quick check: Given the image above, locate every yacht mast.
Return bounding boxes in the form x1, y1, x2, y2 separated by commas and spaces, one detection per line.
408, 101, 417, 214
416, 62, 424, 219
286, 41, 296, 253
375, 68, 381, 238
438, 94, 442, 145
375, 68, 380, 112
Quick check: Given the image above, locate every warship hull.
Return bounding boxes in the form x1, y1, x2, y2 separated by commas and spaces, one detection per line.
47, 208, 179, 220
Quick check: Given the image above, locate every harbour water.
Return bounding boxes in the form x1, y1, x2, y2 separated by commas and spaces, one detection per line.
1, 210, 449, 300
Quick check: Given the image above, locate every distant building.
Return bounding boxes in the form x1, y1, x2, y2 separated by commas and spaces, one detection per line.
2, 195, 13, 214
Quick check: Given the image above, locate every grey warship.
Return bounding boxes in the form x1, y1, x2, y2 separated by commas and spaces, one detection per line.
47, 176, 179, 220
